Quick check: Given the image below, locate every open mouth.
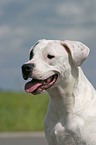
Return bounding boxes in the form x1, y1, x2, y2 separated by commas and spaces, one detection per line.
24, 74, 58, 95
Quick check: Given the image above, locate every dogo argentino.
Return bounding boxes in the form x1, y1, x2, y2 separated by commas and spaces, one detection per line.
22, 39, 96, 145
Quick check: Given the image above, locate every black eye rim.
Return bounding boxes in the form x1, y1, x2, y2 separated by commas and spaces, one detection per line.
29, 50, 34, 60
29, 41, 40, 60
47, 54, 55, 59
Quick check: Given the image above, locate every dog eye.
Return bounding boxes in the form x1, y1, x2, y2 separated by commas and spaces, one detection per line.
47, 54, 55, 59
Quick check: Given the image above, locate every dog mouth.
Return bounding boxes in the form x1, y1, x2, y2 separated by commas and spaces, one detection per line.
24, 74, 58, 95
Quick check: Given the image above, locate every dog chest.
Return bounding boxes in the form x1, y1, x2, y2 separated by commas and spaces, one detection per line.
45, 122, 72, 145
44, 118, 87, 145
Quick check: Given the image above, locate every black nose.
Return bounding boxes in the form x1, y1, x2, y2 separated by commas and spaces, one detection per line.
21, 63, 34, 80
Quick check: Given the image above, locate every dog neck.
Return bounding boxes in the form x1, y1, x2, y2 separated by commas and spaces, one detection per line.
47, 67, 93, 115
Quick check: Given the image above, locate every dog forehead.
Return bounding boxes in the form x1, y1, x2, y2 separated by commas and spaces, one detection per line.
31, 39, 65, 54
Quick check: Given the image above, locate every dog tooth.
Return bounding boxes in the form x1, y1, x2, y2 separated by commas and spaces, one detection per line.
47, 77, 52, 83
43, 81, 46, 85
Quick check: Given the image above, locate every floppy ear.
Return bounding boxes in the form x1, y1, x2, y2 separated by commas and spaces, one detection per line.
61, 40, 90, 66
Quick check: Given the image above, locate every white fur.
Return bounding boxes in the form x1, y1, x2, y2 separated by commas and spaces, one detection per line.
27, 39, 96, 145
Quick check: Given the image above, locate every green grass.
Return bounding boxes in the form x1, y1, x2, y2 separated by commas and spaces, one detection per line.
0, 92, 49, 132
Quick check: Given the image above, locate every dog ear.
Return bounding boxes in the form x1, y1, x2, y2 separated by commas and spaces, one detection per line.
61, 40, 90, 66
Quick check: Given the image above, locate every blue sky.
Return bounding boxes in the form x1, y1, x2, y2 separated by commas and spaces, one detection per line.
0, 0, 96, 91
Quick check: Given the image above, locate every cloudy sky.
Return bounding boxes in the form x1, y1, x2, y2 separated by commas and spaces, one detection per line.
0, 0, 96, 91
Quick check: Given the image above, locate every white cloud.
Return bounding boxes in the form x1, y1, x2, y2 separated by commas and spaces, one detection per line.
0, 25, 10, 38
0, 25, 28, 52
56, 2, 82, 17
56, 0, 96, 24
0, 0, 25, 6
0, 0, 25, 17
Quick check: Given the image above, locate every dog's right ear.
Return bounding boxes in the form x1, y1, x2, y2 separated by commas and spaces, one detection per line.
61, 40, 90, 66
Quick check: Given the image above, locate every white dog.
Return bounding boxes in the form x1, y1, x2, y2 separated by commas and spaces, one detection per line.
22, 39, 96, 145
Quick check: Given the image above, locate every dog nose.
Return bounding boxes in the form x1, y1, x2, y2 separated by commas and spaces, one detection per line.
21, 63, 34, 80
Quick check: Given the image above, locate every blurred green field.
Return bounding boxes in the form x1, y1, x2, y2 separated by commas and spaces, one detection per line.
0, 92, 49, 132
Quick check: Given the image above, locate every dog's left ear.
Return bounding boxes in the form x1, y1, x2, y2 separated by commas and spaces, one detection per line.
61, 40, 90, 66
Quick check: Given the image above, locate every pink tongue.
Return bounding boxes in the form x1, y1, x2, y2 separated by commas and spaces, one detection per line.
25, 80, 42, 93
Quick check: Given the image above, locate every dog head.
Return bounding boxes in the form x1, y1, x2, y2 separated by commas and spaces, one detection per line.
21, 39, 90, 95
